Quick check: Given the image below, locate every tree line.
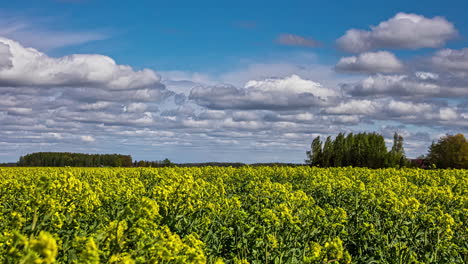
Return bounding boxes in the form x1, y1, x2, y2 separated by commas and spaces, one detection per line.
18, 152, 133, 167
10, 133, 468, 169
306, 132, 468, 169
133, 158, 174, 167
13, 153, 305, 168
306, 132, 406, 168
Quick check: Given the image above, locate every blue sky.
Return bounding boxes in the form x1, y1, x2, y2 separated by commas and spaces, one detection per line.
0, 0, 467, 163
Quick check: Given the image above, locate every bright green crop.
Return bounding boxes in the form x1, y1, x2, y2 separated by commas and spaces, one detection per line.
0, 167, 466, 263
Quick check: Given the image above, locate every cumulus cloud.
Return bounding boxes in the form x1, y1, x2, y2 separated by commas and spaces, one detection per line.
189, 75, 339, 110
323, 98, 464, 126
325, 99, 377, 115
386, 100, 433, 116
276, 34, 320, 48
335, 51, 403, 73
0, 42, 12, 70
438, 107, 458, 121
337, 13, 457, 53
219, 59, 348, 88
431, 48, 468, 71
0, 37, 160, 89
341, 74, 440, 97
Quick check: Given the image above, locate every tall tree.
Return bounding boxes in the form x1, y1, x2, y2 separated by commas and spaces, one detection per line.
306, 132, 403, 168
367, 133, 388, 168
343, 133, 354, 166
388, 132, 406, 167
306, 136, 323, 166
322, 136, 334, 167
333, 133, 345, 167
427, 134, 468, 169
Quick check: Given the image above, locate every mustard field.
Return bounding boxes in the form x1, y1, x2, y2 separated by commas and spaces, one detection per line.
0, 167, 466, 263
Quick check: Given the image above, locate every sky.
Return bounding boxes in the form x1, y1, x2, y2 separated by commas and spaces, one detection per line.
0, 0, 467, 163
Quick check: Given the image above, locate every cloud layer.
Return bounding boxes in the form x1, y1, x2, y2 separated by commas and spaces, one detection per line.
1, 10, 467, 163
189, 75, 338, 110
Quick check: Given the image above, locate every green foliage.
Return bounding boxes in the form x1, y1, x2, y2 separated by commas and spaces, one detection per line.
0, 167, 466, 263
307, 132, 406, 168
388, 132, 408, 168
18, 152, 133, 167
306, 136, 322, 167
134, 158, 174, 167
427, 134, 468, 169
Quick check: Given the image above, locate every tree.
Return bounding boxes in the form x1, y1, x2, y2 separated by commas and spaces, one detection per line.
427, 134, 468, 169
322, 136, 334, 167
161, 158, 174, 167
343, 133, 354, 166
332, 133, 345, 167
366, 132, 388, 168
306, 132, 404, 168
306, 136, 323, 166
388, 132, 406, 167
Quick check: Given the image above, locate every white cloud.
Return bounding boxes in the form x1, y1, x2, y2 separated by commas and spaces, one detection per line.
323, 98, 465, 127
244, 74, 337, 97
125, 103, 149, 113
431, 48, 468, 71
0, 42, 12, 70
342, 74, 440, 96
439, 107, 458, 120
0, 37, 160, 89
78, 101, 113, 111
337, 13, 457, 52
63, 87, 172, 103
415, 72, 439, 80
386, 100, 432, 115
324, 99, 377, 115
218, 55, 354, 88
80, 135, 96, 142
190, 75, 339, 110
333, 115, 361, 124
7, 107, 33, 116
335, 51, 403, 73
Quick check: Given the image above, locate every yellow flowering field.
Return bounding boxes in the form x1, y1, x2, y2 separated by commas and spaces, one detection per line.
0, 167, 466, 263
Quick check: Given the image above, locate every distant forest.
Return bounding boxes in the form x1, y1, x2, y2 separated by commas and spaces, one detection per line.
10, 153, 302, 168
17, 152, 133, 167
3, 132, 466, 169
